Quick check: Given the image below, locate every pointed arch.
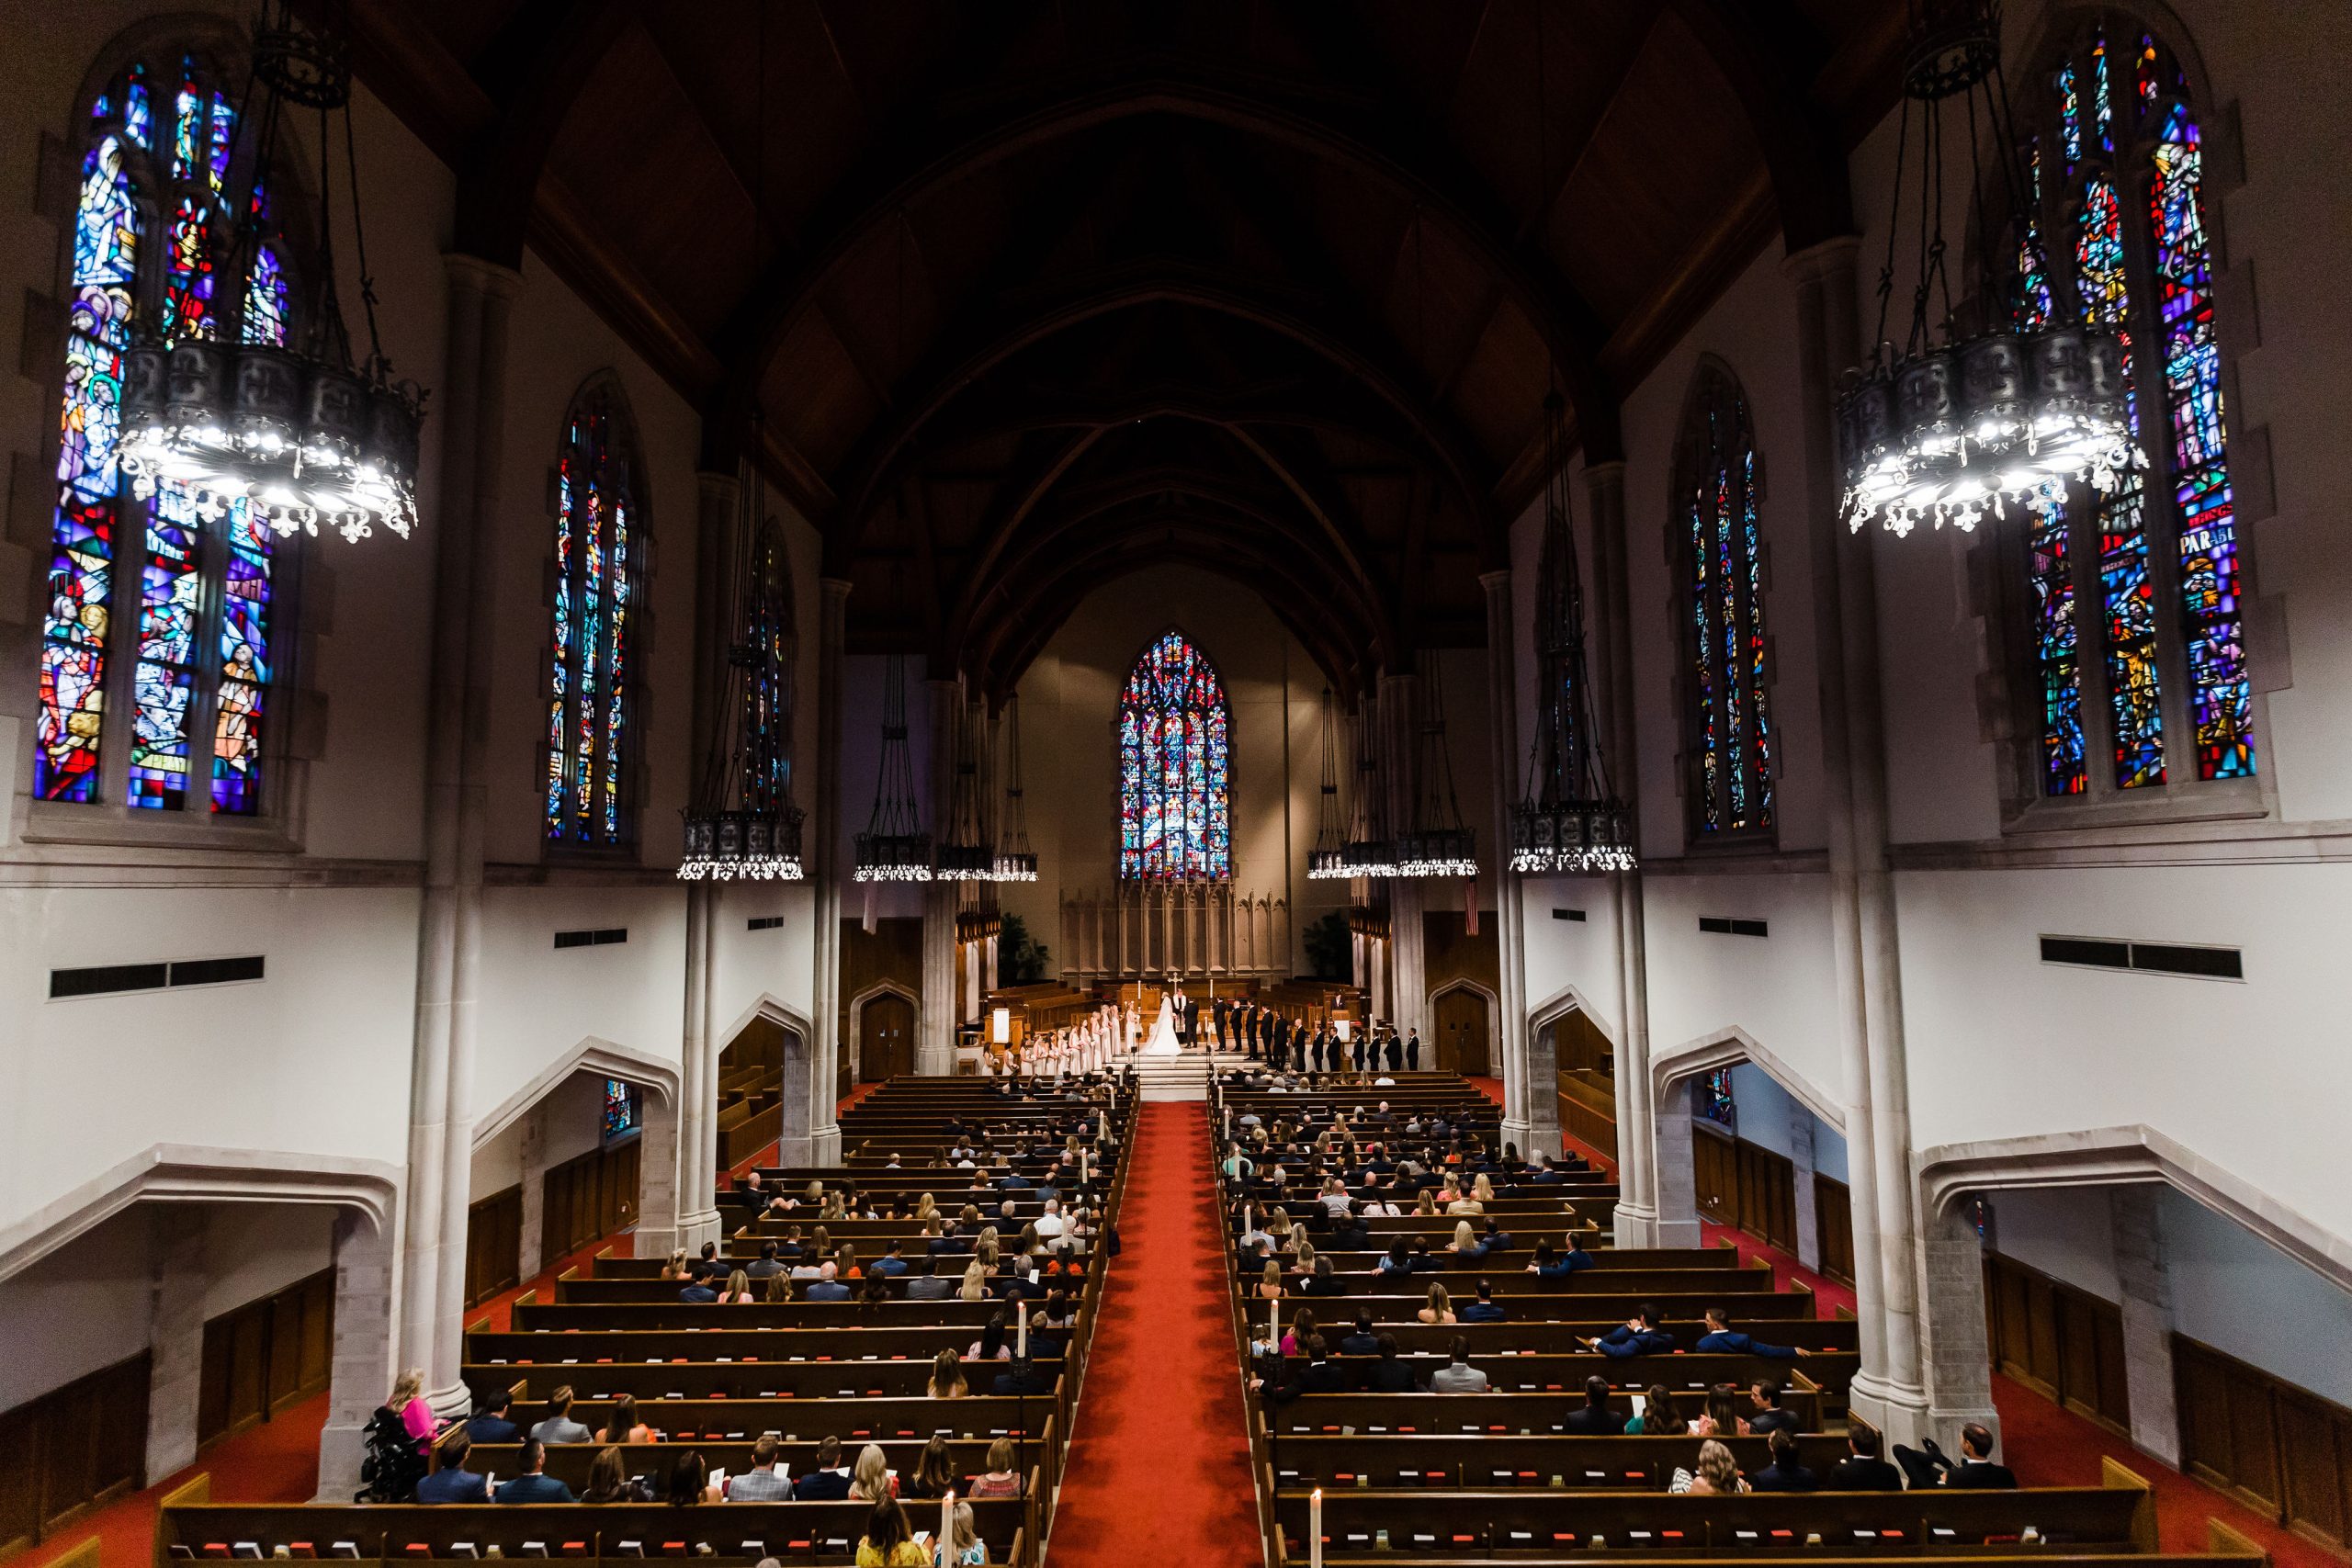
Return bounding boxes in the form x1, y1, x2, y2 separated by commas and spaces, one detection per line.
1671, 356, 1774, 843
1117, 628, 1232, 882
543, 371, 650, 848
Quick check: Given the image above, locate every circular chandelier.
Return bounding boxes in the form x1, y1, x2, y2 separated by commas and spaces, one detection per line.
118, 2, 425, 542
1838, 0, 2136, 536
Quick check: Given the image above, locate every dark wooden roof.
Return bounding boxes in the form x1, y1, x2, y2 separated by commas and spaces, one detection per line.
333, 0, 1904, 693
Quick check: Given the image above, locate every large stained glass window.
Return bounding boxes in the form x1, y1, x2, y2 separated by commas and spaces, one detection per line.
545, 383, 644, 847
1675, 363, 1773, 840
36, 51, 294, 817
2011, 19, 2254, 800
1118, 631, 1230, 880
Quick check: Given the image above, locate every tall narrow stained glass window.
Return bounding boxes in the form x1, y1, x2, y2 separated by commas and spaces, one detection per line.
36, 51, 295, 817
544, 384, 645, 847
1117, 631, 1230, 880
2010, 18, 2254, 800
1675, 364, 1773, 840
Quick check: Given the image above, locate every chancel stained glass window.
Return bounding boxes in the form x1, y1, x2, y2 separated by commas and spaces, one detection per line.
1118, 631, 1230, 880
1675, 364, 1773, 840
2011, 19, 2253, 798
37, 51, 293, 816
1700, 1069, 1736, 1131
544, 385, 644, 846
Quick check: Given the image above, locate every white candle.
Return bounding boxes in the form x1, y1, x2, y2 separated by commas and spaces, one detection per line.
939, 1491, 955, 1562
1310, 1487, 1324, 1568
1016, 1302, 1028, 1358
1080, 1150, 1090, 1184
1271, 1298, 1281, 1348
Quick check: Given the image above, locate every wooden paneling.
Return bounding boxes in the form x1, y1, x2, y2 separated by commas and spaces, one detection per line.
1693, 1122, 1736, 1224
542, 1140, 641, 1259
1556, 1068, 1617, 1161
1553, 1010, 1614, 1077
1691, 1122, 1796, 1251
860, 992, 916, 1082
1421, 913, 1500, 1016
2176, 1334, 2352, 1551
197, 1269, 334, 1450
1982, 1252, 2131, 1437
465, 1185, 523, 1307
1432, 987, 1491, 1077
0, 1352, 150, 1553
1813, 1176, 1855, 1285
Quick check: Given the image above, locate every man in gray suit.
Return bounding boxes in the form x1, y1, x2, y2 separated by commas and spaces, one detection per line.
1428, 1337, 1489, 1393
905, 1256, 956, 1300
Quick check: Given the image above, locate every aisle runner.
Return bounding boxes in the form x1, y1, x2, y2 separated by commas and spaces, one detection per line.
1044, 1100, 1260, 1564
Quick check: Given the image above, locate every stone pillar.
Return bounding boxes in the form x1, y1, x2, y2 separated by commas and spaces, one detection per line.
143, 1206, 207, 1483
515, 1098, 551, 1279
920, 677, 960, 1075
2111, 1185, 2182, 1465
1652, 1077, 1702, 1246
634, 1081, 682, 1255
1786, 235, 1929, 1441
1918, 1196, 2001, 1448
676, 886, 721, 1247
317, 1207, 398, 1501
1583, 460, 1658, 1245
1789, 1100, 1822, 1272
775, 1027, 814, 1169
402, 254, 520, 1416
1379, 670, 1427, 1043
810, 580, 851, 1159
1479, 570, 1544, 1154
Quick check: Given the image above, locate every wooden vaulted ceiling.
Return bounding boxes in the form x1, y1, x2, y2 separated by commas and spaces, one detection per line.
334, 0, 1905, 695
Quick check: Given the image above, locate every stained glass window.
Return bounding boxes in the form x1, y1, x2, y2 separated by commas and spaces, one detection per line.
35, 51, 293, 816
545, 384, 645, 847
1700, 1069, 1736, 1131
2010, 20, 2254, 800
603, 1078, 640, 1141
1118, 631, 1231, 880
1676, 364, 1772, 840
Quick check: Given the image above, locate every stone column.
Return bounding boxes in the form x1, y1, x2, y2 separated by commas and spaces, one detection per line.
1788, 1100, 1822, 1272
2111, 1185, 2182, 1465
1379, 670, 1427, 1043
143, 1206, 207, 1483
775, 1027, 814, 1169
402, 254, 520, 1416
515, 1099, 551, 1279
1479, 570, 1544, 1152
634, 1080, 682, 1254
920, 677, 960, 1075
1652, 1077, 1702, 1246
673, 468, 738, 1245
317, 1207, 398, 1501
1786, 235, 1929, 1441
1583, 460, 1658, 1245
1918, 1197, 2001, 1446
810, 580, 851, 1159
676, 886, 720, 1247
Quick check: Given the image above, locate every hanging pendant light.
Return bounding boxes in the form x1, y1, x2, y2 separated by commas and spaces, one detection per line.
1340, 694, 1394, 879
679, 452, 803, 882
1512, 391, 1635, 874
1838, 0, 2136, 536
1306, 686, 1351, 880
933, 696, 993, 880
991, 693, 1038, 882
118, 0, 425, 541
854, 653, 933, 882
1394, 651, 1477, 880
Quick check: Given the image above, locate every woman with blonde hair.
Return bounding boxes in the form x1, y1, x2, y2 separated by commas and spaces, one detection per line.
1291, 1239, 1318, 1277
1256, 1259, 1284, 1301
958, 1259, 989, 1302
385, 1368, 435, 1458
1472, 1172, 1496, 1202
850, 1441, 898, 1501
762, 1270, 792, 1303
1414, 1189, 1439, 1216
658, 1249, 690, 1281
1675, 1438, 1747, 1495
717, 1269, 754, 1304
916, 1191, 939, 1221
1417, 1283, 1456, 1325
927, 1348, 968, 1399
937, 1496, 986, 1564
597, 1395, 654, 1443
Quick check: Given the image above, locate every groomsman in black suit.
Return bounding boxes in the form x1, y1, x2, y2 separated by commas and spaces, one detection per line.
1351, 1026, 1367, 1073
1213, 995, 1229, 1050
1385, 1024, 1405, 1072
1405, 1027, 1421, 1071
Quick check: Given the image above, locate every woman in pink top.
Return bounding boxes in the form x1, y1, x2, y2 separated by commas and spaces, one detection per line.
388, 1368, 435, 1456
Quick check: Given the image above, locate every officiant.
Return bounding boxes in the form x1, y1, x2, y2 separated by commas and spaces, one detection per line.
1170, 984, 1193, 1046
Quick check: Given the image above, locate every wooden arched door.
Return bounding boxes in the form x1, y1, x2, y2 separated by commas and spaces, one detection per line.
861, 994, 915, 1082
1434, 988, 1490, 1076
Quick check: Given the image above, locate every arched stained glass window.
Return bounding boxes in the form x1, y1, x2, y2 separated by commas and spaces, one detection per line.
1118, 631, 1230, 880
36, 49, 296, 817
1674, 363, 1773, 840
544, 381, 645, 847
2009, 18, 2253, 798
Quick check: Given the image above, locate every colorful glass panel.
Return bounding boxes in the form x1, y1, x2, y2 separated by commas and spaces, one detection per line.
1117, 631, 1231, 880
603, 1079, 639, 1140
212, 502, 271, 813
2029, 500, 2086, 795
544, 395, 639, 845
2056, 59, 2084, 166
2089, 30, 2116, 152
1701, 1069, 1736, 1130
1681, 374, 1772, 838
129, 483, 202, 807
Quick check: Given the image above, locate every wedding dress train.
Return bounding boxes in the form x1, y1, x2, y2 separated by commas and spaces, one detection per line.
1140, 997, 1182, 1055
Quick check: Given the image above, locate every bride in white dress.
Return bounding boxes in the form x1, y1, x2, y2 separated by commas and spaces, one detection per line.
1140, 991, 1182, 1055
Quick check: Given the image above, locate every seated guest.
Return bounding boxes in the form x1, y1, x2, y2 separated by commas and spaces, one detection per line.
1895, 1423, 2018, 1488
465, 1388, 520, 1445
1560, 1375, 1622, 1434
658, 1248, 693, 1281
1459, 1279, 1507, 1322
1429, 1337, 1488, 1393
1417, 1283, 1457, 1325
1478, 1218, 1514, 1253
872, 1239, 910, 1276
792, 1437, 854, 1500
1745, 1377, 1802, 1438
1694, 1306, 1808, 1358
855, 1496, 930, 1567
939, 1499, 985, 1566
1747, 1427, 1821, 1492
1374, 1240, 1414, 1279
1365, 1335, 1415, 1393
1584, 1305, 1674, 1357
1298, 1256, 1345, 1298
807, 1267, 853, 1302
663, 1450, 707, 1506
579, 1446, 639, 1504
1674, 1438, 1747, 1495
929, 1348, 969, 1399
991, 1356, 1053, 1395
745, 1240, 785, 1279
1297, 1336, 1348, 1393
851, 1442, 898, 1502
723, 1436, 795, 1500
417, 1432, 490, 1503
1444, 1220, 1487, 1259
1531, 1155, 1567, 1184
677, 1265, 720, 1303
1623, 1383, 1679, 1435
1527, 1236, 1593, 1277
529, 1386, 594, 1445
967, 1436, 1023, 1498
596, 1395, 653, 1444
716, 1269, 757, 1304
1337, 1311, 1381, 1358
907, 1256, 956, 1301
1690, 1383, 1745, 1438
1828, 1421, 1905, 1490
492, 1440, 577, 1503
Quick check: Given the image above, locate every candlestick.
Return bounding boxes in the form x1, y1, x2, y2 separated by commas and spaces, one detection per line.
1016, 1302, 1029, 1358
939, 1491, 955, 1564
1310, 1487, 1324, 1568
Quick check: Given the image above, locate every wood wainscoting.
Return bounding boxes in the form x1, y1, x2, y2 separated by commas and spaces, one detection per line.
2175, 1333, 2352, 1554
0, 1352, 150, 1554
542, 1137, 641, 1258
1983, 1251, 2132, 1437
465, 1184, 523, 1307
1693, 1121, 1798, 1254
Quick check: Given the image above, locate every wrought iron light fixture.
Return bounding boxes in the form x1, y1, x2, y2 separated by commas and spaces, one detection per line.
1306, 687, 1351, 879
1394, 652, 1477, 880
853, 654, 933, 882
934, 696, 993, 881
1838, 0, 2135, 536
1340, 694, 1394, 879
1512, 391, 1635, 874
990, 693, 1038, 882
679, 459, 803, 882
119, 0, 426, 541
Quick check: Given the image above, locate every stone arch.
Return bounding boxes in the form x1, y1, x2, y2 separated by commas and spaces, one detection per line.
1645, 1024, 1849, 1255
711, 995, 823, 1169
470, 1035, 684, 1261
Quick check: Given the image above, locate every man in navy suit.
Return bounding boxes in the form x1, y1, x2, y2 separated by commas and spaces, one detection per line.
416, 1434, 491, 1503
1584, 1304, 1674, 1357
1693, 1306, 1808, 1359
492, 1441, 577, 1503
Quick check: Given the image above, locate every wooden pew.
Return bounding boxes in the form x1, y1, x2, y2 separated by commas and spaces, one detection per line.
1260, 1387, 1825, 1437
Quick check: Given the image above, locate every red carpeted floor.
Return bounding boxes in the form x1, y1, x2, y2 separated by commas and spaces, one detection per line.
1041, 1100, 1260, 1566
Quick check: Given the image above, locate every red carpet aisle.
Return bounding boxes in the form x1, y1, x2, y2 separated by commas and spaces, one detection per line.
1041, 1100, 1261, 1566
